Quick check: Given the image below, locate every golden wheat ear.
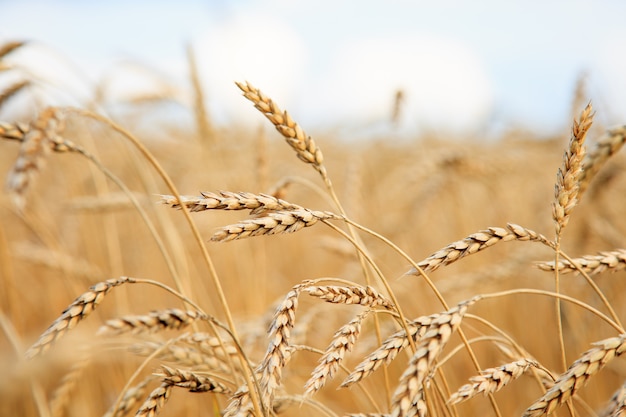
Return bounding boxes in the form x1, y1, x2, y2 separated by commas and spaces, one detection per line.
25, 277, 135, 359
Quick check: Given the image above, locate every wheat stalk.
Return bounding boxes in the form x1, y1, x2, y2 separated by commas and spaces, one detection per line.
406, 223, 552, 276
25, 277, 135, 359
390, 297, 480, 417
211, 209, 342, 242
97, 309, 205, 336
536, 249, 626, 276
305, 310, 370, 396
524, 334, 626, 417
448, 358, 540, 404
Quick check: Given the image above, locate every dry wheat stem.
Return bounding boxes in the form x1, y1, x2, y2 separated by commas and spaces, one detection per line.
524, 334, 626, 417
579, 125, 626, 197
135, 383, 172, 417
448, 358, 540, 404
25, 276, 135, 359
390, 297, 480, 417
406, 223, 553, 276
235, 81, 328, 183
158, 365, 232, 394
211, 208, 342, 242
97, 309, 206, 336
160, 191, 302, 214
537, 249, 626, 276
305, 310, 370, 397
552, 102, 593, 236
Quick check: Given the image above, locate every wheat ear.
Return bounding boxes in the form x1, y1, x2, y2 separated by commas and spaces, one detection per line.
211, 209, 342, 242
235, 81, 328, 181
579, 125, 626, 197
390, 297, 480, 417
158, 365, 231, 394
536, 249, 626, 276
552, 103, 594, 236
305, 310, 370, 396
303, 285, 394, 309
25, 277, 134, 359
448, 358, 540, 404
406, 223, 552, 276
104, 376, 154, 417
97, 309, 206, 336
524, 334, 626, 417
341, 315, 435, 388
135, 383, 172, 417
600, 381, 626, 417
160, 191, 301, 214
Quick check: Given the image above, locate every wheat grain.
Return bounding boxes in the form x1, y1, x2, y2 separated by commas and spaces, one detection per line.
25, 277, 135, 359
303, 285, 394, 309
536, 249, 626, 276
406, 223, 552, 276
448, 358, 539, 404
305, 310, 370, 396
211, 209, 341, 242
524, 334, 626, 417
97, 309, 205, 336
390, 297, 480, 417
552, 103, 593, 236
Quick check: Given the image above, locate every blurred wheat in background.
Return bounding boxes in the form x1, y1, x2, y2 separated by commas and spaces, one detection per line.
1, 34, 626, 417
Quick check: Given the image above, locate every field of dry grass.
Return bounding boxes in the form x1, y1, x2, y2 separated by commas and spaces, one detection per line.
1, 41, 626, 417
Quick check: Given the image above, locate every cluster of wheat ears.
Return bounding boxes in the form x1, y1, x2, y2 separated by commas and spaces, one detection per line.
1, 41, 626, 417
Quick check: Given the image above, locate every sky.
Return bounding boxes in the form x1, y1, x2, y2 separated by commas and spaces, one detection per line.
0, 0, 625, 138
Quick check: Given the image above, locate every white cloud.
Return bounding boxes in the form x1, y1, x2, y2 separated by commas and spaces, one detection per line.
307, 35, 494, 135
194, 11, 310, 126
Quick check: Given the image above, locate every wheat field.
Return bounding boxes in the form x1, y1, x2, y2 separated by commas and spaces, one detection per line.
1, 41, 626, 417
